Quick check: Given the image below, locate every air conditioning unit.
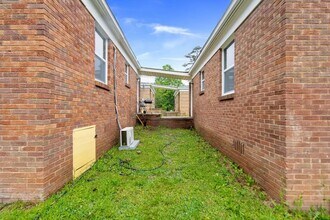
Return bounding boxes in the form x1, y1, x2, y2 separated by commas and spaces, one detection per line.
119, 127, 140, 150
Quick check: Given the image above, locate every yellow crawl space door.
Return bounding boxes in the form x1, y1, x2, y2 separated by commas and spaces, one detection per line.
73, 125, 96, 179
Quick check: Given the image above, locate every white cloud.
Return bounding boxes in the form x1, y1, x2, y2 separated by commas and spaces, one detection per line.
162, 39, 186, 49
152, 24, 199, 37
122, 18, 201, 38
137, 52, 151, 60
161, 57, 188, 62
124, 17, 137, 25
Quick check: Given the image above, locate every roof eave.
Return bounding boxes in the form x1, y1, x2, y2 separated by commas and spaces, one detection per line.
189, 0, 262, 80
140, 67, 190, 80
82, 0, 141, 75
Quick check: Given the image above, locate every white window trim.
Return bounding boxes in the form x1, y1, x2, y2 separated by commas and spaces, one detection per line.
222, 41, 235, 96
190, 0, 261, 80
200, 71, 205, 92
83, 0, 140, 74
95, 29, 108, 85
125, 64, 130, 85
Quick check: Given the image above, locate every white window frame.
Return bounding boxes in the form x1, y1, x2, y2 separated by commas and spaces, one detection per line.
200, 71, 205, 92
95, 29, 108, 85
125, 63, 130, 85
222, 41, 235, 96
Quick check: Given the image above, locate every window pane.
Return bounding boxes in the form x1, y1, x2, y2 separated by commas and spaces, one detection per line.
95, 31, 105, 59
224, 67, 234, 93
225, 42, 235, 69
95, 55, 106, 83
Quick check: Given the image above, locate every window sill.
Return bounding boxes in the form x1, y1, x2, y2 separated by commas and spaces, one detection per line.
125, 84, 131, 89
199, 91, 205, 96
219, 93, 234, 101
95, 81, 110, 91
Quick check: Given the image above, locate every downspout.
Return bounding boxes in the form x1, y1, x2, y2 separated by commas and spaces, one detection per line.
137, 77, 140, 113
189, 81, 194, 117
113, 46, 122, 131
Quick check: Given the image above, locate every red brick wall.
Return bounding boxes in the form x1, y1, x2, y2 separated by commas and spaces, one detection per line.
137, 114, 193, 129
193, 0, 329, 210
0, 0, 49, 203
193, 0, 287, 205
284, 0, 330, 209
0, 0, 138, 202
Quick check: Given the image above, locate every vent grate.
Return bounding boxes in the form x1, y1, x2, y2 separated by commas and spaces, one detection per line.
233, 139, 245, 155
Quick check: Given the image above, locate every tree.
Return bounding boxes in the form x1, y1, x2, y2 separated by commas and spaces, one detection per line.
155, 65, 183, 111
183, 46, 202, 71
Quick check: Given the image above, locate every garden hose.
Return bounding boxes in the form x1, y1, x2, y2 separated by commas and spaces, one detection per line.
118, 140, 173, 172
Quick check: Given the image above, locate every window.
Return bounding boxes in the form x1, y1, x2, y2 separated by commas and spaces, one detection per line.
200, 71, 205, 92
95, 30, 107, 84
222, 41, 235, 95
125, 63, 130, 85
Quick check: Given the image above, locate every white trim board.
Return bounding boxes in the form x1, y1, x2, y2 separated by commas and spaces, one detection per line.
190, 0, 262, 80
81, 0, 262, 80
140, 67, 190, 80
81, 0, 140, 75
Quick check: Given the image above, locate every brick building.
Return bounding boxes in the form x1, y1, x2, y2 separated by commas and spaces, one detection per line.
140, 83, 156, 113
190, 0, 329, 209
174, 88, 190, 116
0, 0, 140, 202
0, 0, 329, 211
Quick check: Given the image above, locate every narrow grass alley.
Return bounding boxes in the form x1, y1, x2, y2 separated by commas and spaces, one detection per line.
0, 127, 328, 219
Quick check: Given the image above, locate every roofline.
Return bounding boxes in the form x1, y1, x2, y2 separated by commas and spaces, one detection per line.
83, 0, 261, 81
82, 0, 141, 74
140, 67, 190, 80
141, 67, 189, 74
151, 84, 180, 91
189, 0, 262, 80
189, 0, 240, 78
102, 0, 141, 70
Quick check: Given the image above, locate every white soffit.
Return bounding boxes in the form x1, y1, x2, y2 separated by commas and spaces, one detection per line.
189, 0, 262, 80
151, 84, 180, 91
81, 0, 140, 74
140, 67, 190, 80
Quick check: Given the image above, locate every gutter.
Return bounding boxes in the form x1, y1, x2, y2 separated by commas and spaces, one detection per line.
140, 67, 190, 80
189, 0, 241, 79
85, 0, 141, 75
189, 0, 261, 80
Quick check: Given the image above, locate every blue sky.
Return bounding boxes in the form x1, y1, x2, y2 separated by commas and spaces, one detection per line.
106, 0, 231, 72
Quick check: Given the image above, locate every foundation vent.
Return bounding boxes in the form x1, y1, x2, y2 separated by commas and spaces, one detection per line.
233, 139, 245, 155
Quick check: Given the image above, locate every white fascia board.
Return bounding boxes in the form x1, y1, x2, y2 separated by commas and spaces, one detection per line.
190, 0, 262, 80
151, 84, 180, 91
140, 67, 190, 80
81, 0, 140, 75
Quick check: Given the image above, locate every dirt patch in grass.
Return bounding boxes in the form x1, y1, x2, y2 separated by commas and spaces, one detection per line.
0, 126, 329, 219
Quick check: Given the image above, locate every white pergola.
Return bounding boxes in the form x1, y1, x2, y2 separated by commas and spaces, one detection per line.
139, 67, 191, 80
150, 84, 181, 91
139, 67, 193, 117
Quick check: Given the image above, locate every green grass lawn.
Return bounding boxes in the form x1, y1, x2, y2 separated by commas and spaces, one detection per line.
0, 126, 329, 219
